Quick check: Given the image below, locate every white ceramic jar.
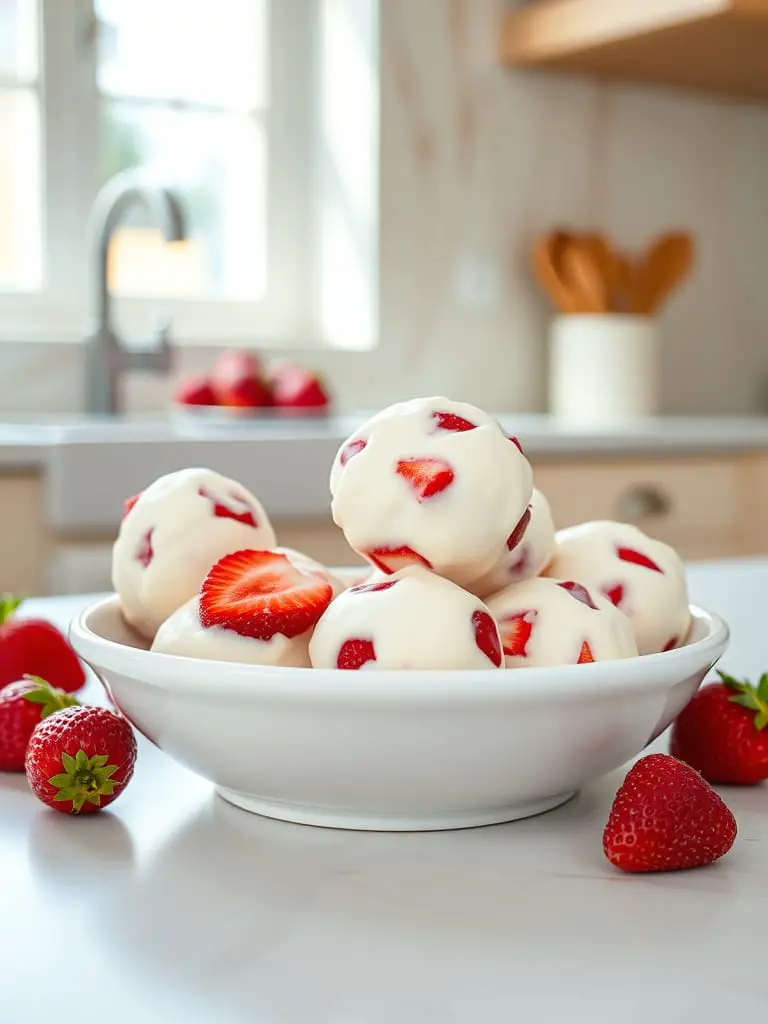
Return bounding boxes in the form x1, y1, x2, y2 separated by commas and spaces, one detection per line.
548, 313, 660, 424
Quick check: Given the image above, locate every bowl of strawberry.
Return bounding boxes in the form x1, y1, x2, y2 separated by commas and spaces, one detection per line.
173, 349, 331, 420
66, 394, 734, 833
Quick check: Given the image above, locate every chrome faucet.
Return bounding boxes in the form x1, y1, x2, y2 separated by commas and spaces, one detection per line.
84, 172, 187, 416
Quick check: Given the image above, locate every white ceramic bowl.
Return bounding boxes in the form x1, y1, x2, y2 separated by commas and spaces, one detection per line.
70, 595, 728, 832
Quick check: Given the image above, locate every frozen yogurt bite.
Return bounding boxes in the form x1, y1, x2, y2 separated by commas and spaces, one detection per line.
487, 576, 638, 669
543, 521, 691, 655
152, 548, 334, 667
330, 397, 533, 587
309, 564, 503, 670
113, 468, 276, 640
466, 488, 556, 599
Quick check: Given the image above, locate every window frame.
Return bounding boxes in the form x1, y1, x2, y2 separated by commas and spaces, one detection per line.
0, 0, 320, 346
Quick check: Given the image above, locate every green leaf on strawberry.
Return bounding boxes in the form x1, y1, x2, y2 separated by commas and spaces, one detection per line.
21, 676, 79, 718
718, 670, 768, 732
0, 593, 24, 625
48, 747, 120, 813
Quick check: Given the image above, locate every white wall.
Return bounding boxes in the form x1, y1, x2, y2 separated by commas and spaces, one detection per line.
1, 0, 767, 416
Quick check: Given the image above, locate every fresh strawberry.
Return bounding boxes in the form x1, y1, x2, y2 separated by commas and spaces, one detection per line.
499, 610, 535, 658
200, 550, 333, 641
603, 753, 737, 872
506, 507, 531, 550
577, 641, 594, 664
337, 638, 376, 670
0, 596, 86, 693
366, 545, 433, 575
122, 493, 142, 520
213, 349, 272, 408
270, 363, 330, 410
472, 610, 502, 667
670, 670, 768, 785
173, 374, 217, 407
214, 348, 264, 385
431, 411, 476, 433
220, 375, 273, 409
0, 677, 79, 772
559, 581, 598, 609
339, 439, 367, 466
616, 546, 663, 573
25, 705, 136, 814
396, 457, 455, 501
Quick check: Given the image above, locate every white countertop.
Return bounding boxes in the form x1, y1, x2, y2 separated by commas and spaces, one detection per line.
2, 559, 767, 1024
3, 411, 768, 469
5, 411, 768, 531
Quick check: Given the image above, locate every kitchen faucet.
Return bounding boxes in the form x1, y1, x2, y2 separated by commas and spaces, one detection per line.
83, 172, 187, 416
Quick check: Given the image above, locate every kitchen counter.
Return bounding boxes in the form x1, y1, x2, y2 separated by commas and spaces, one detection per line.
2, 411, 768, 532
3, 412, 768, 470
1, 558, 767, 1024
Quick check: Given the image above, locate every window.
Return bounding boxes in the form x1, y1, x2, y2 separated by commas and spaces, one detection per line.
0, 0, 378, 348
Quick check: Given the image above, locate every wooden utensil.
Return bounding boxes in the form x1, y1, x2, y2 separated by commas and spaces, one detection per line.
531, 233, 582, 313
560, 238, 609, 313
629, 232, 694, 314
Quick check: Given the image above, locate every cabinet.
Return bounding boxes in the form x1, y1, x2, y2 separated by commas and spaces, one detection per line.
531, 453, 766, 560
6, 450, 768, 598
0, 474, 48, 597
501, 0, 768, 102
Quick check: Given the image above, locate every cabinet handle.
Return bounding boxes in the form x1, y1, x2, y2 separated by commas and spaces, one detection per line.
615, 484, 672, 521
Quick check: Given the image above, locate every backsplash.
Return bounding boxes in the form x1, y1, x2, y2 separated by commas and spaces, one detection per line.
2, 0, 768, 416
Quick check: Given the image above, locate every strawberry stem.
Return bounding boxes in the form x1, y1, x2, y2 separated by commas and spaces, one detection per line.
718, 670, 768, 732
47, 749, 119, 813
0, 593, 24, 625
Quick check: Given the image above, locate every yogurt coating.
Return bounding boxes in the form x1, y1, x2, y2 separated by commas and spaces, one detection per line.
467, 488, 556, 598
543, 520, 691, 655
112, 467, 275, 640
273, 547, 346, 598
330, 397, 533, 587
152, 595, 312, 668
487, 576, 638, 669
309, 565, 503, 671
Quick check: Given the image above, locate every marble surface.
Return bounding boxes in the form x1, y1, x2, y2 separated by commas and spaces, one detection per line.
4, 2, 768, 422
1, 559, 767, 1023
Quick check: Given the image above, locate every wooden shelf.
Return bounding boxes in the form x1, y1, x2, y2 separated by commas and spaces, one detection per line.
500, 0, 768, 101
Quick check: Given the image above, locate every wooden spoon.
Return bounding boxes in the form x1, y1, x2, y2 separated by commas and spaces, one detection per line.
560, 239, 609, 313
531, 232, 582, 313
630, 232, 694, 315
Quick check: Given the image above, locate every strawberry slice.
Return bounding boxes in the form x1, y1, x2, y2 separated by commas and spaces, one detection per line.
506, 433, 524, 454
348, 580, 398, 595
200, 550, 332, 641
198, 487, 258, 528
123, 493, 141, 521
136, 529, 154, 568
617, 547, 663, 574
337, 638, 376, 670
559, 581, 598, 610
367, 545, 432, 575
499, 610, 536, 658
662, 637, 679, 652
472, 610, 502, 667
396, 458, 455, 502
506, 507, 531, 551
431, 411, 476, 433
577, 641, 594, 664
340, 439, 367, 466
603, 583, 624, 606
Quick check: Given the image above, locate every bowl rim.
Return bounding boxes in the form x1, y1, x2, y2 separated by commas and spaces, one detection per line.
69, 594, 730, 703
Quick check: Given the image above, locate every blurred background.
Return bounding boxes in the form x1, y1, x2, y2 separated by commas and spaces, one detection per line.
0, 0, 766, 596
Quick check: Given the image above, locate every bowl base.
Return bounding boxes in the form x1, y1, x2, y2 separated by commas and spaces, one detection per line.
215, 787, 578, 831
